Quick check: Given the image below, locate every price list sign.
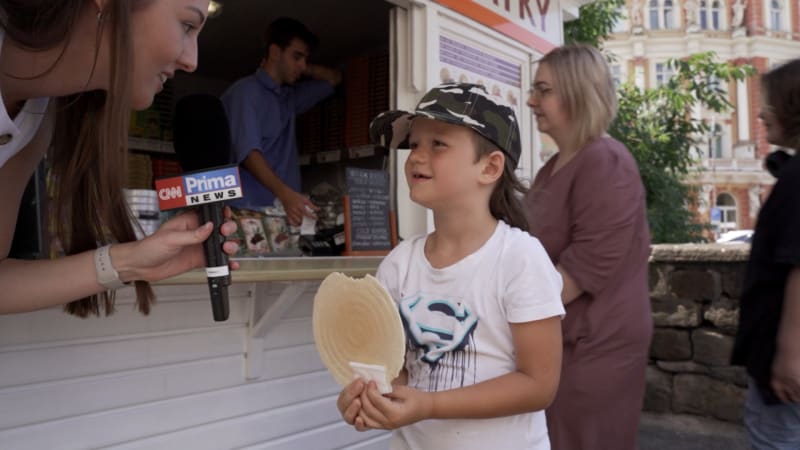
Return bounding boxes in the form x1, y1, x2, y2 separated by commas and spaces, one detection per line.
344, 167, 396, 255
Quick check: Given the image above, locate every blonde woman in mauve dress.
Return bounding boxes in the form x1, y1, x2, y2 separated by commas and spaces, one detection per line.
525, 44, 653, 450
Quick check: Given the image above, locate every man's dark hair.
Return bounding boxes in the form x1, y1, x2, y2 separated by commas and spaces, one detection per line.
264, 17, 319, 54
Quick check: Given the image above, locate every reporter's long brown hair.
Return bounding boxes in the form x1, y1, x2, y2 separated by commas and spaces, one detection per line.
2, 0, 155, 317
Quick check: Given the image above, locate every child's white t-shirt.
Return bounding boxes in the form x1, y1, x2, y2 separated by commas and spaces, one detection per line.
376, 220, 565, 450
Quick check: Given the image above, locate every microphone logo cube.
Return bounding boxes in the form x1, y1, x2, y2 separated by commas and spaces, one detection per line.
155, 165, 243, 211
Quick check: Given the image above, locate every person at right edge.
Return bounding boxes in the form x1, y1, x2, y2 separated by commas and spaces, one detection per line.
731, 58, 800, 449
524, 44, 653, 449
221, 17, 341, 226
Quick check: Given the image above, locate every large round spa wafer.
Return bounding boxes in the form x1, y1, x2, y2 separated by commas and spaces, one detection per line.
312, 272, 405, 388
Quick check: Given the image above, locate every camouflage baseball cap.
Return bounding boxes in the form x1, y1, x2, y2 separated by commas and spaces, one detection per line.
369, 83, 521, 168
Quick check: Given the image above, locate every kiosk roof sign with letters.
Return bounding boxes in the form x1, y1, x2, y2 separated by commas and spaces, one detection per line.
433, 0, 561, 52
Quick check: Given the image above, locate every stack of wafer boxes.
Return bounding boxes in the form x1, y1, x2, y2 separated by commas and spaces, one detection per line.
229, 207, 302, 257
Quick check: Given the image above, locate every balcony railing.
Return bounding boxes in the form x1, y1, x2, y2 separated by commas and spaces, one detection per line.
697, 158, 762, 171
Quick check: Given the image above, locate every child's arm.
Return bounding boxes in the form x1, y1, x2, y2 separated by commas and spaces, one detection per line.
771, 266, 800, 403
356, 316, 562, 429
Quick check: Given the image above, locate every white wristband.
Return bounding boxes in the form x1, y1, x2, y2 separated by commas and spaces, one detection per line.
94, 245, 127, 290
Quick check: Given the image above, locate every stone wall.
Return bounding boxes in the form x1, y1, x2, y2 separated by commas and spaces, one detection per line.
645, 244, 751, 423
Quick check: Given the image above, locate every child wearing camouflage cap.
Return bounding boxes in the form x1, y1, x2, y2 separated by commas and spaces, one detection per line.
336, 83, 565, 449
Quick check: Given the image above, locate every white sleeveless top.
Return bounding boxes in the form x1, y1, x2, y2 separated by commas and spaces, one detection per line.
0, 28, 50, 169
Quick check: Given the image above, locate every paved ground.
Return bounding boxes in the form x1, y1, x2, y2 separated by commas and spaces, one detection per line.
638, 412, 750, 450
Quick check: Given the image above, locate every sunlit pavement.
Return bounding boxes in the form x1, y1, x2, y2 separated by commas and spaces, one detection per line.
638, 412, 749, 450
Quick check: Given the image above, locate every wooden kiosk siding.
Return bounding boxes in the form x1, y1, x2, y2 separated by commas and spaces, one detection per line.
0, 263, 390, 449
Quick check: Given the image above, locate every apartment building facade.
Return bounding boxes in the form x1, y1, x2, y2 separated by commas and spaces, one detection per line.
603, 0, 800, 234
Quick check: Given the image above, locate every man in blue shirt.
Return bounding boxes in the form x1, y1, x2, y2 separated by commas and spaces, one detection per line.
221, 17, 341, 225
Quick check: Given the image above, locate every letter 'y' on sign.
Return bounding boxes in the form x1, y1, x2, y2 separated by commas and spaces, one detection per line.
155, 164, 243, 211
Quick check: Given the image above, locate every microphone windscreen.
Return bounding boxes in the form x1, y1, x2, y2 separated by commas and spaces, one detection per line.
173, 93, 232, 172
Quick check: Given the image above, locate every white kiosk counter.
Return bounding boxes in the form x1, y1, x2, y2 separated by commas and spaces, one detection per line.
163, 256, 383, 284
0, 257, 390, 449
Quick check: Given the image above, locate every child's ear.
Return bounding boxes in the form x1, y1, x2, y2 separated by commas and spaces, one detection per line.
479, 151, 505, 185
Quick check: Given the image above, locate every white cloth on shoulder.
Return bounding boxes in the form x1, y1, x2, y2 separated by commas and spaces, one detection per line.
0, 27, 50, 169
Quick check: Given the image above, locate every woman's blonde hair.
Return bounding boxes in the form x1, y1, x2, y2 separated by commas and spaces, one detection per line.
538, 44, 617, 148
2, 0, 156, 317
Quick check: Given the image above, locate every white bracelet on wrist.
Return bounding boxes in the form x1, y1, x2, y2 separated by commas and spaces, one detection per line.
94, 244, 128, 290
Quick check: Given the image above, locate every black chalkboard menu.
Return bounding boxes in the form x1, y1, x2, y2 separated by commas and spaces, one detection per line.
344, 167, 396, 255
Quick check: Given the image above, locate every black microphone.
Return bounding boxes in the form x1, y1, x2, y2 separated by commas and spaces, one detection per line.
158, 93, 241, 322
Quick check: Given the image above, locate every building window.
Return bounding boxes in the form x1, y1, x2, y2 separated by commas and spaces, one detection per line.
699, 0, 707, 28
709, 123, 723, 158
649, 0, 660, 28
612, 6, 628, 32
663, 0, 674, 27
634, 65, 646, 89
714, 193, 737, 232
655, 62, 675, 87
648, 0, 677, 29
611, 64, 623, 87
710, 0, 721, 29
770, 0, 783, 30
709, 74, 721, 90
699, 0, 723, 29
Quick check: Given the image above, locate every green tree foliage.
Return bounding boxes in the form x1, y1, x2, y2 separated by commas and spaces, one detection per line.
562, 0, 755, 242
564, 0, 624, 48
612, 55, 754, 242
